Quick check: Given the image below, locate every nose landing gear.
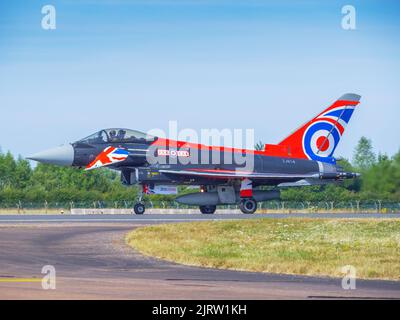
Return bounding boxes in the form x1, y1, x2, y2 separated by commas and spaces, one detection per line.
133, 203, 145, 215
133, 184, 146, 215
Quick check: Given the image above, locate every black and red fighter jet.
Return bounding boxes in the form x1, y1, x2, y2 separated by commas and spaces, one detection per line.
28, 93, 361, 214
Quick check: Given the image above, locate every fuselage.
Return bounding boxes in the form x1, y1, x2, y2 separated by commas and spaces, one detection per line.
70, 134, 339, 188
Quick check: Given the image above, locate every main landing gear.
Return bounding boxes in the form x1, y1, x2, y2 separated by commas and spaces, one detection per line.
239, 178, 257, 214
199, 205, 216, 214
239, 198, 257, 214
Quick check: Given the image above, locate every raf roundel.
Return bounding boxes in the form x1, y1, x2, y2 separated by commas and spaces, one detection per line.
302, 120, 341, 161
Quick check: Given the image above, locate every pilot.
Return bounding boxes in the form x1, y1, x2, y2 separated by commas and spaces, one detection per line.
109, 130, 117, 141
117, 129, 126, 140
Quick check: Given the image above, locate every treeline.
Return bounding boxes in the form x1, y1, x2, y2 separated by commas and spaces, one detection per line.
0, 153, 138, 203
0, 137, 399, 203
281, 137, 400, 201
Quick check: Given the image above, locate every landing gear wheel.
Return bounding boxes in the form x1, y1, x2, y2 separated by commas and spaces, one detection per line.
133, 203, 145, 215
239, 198, 257, 214
199, 205, 216, 214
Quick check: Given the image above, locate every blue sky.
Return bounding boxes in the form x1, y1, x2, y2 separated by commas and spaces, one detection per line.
0, 0, 399, 161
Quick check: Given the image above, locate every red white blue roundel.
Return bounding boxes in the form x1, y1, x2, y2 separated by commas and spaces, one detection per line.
302, 105, 355, 161
302, 121, 340, 161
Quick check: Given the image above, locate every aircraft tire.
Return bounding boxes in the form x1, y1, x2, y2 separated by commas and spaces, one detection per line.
133, 203, 145, 215
199, 205, 216, 214
239, 198, 257, 214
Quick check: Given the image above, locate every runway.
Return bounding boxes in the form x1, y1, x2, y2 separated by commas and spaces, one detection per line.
0, 214, 399, 299
1, 212, 400, 224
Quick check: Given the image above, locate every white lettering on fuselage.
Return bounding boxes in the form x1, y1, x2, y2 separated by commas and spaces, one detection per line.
282, 159, 296, 164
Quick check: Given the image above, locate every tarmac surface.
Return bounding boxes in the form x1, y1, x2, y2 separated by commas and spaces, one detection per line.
1, 212, 400, 223
0, 213, 399, 299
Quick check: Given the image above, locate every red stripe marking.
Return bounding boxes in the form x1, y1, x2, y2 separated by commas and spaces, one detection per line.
240, 189, 253, 198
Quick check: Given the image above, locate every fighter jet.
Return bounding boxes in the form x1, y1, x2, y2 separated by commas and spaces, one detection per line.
28, 93, 361, 214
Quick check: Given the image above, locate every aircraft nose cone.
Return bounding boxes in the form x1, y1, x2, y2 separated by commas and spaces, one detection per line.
27, 144, 74, 166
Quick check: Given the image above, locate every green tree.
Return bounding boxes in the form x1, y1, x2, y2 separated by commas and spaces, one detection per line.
353, 137, 376, 170
14, 157, 32, 189
254, 141, 264, 151
361, 151, 400, 199
0, 151, 17, 188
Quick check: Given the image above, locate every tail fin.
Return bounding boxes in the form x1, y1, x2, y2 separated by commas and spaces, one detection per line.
264, 93, 361, 163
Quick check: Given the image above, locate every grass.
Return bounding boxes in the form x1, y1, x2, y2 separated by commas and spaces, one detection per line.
126, 218, 400, 280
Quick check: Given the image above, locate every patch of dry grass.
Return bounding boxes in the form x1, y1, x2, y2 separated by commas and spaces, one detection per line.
126, 219, 400, 280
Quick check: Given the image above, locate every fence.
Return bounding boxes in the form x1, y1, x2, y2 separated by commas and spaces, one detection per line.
0, 200, 399, 214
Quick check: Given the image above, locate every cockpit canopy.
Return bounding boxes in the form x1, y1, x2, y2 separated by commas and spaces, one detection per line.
78, 128, 157, 144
